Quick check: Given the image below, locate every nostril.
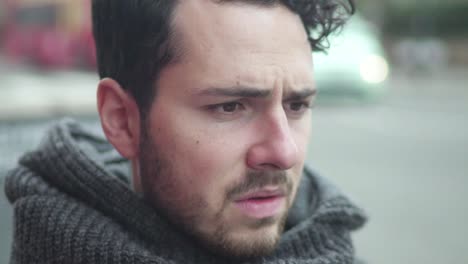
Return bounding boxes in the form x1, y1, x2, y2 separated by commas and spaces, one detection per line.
246, 138, 299, 171
246, 112, 299, 171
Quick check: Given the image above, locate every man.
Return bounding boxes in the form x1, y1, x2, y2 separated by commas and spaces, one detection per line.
5, 0, 366, 263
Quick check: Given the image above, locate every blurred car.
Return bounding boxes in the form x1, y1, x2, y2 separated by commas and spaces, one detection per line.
313, 14, 389, 101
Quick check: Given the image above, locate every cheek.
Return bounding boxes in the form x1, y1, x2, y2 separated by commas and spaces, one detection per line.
292, 118, 312, 157
173, 136, 246, 210
150, 111, 245, 195
186, 135, 248, 192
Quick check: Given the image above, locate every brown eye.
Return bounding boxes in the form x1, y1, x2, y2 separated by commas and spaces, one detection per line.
206, 101, 248, 121
207, 101, 246, 116
284, 100, 312, 119
288, 101, 310, 112
289, 102, 306, 111
221, 102, 240, 113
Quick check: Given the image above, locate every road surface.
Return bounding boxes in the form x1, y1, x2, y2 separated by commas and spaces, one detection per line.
307, 68, 468, 263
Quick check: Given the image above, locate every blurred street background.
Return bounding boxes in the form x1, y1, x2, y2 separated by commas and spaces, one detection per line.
0, 0, 467, 263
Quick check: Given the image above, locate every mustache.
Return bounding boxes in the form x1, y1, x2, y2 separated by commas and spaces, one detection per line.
226, 170, 292, 201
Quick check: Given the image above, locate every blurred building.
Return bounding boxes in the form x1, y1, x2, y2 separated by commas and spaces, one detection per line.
358, 0, 468, 72
1, 0, 95, 69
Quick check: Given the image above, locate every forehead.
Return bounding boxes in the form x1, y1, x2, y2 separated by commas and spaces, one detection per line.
173, 0, 310, 57
167, 0, 313, 91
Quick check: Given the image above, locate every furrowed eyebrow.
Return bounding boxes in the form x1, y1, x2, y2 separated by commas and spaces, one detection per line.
198, 87, 271, 98
197, 87, 316, 100
283, 89, 317, 101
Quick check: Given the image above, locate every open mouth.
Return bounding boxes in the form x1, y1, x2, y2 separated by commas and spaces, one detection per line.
246, 195, 279, 202
234, 189, 286, 219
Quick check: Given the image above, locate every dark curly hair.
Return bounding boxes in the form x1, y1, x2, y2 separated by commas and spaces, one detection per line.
92, 0, 355, 115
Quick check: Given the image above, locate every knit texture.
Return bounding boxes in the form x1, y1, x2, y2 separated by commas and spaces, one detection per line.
5, 119, 366, 264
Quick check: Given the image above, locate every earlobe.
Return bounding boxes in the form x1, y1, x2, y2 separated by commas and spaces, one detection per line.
97, 78, 141, 159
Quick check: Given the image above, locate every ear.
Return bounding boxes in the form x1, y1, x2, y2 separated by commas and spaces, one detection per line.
97, 78, 141, 159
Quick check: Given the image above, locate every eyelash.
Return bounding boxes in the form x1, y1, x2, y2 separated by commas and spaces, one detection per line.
287, 101, 313, 110
206, 101, 245, 114
206, 100, 313, 116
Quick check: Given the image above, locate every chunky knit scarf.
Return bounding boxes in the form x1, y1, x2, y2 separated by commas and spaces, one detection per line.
5, 119, 366, 264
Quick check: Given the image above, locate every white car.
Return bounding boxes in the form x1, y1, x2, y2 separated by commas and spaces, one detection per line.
313, 15, 389, 100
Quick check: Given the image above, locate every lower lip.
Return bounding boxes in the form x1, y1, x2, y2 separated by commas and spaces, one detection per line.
234, 196, 285, 219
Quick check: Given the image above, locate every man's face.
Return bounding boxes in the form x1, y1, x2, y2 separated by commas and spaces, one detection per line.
139, 0, 315, 258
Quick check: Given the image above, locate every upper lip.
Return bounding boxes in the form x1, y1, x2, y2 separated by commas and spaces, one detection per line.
234, 187, 286, 202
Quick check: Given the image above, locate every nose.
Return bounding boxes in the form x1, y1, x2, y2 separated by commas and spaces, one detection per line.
246, 108, 299, 171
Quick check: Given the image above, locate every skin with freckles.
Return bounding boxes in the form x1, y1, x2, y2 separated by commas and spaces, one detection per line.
98, 0, 316, 259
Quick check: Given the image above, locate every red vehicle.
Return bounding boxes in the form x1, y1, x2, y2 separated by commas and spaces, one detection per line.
3, 0, 95, 69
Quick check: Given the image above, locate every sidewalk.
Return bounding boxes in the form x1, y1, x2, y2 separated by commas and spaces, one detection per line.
0, 62, 99, 120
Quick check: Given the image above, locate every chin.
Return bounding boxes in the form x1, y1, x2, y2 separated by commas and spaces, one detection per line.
201, 215, 287, 259
213, 230, 280, 259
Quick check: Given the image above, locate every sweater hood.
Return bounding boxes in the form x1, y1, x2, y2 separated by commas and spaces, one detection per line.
5, 119, 367, 264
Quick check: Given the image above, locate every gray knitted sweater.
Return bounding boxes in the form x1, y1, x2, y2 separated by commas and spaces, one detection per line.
5, 119, 366, 264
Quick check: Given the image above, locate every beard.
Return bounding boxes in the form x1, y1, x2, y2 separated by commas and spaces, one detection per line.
139, 129, 294, 259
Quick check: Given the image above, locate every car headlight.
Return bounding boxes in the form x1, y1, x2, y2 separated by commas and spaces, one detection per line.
359, 54, 389, 84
